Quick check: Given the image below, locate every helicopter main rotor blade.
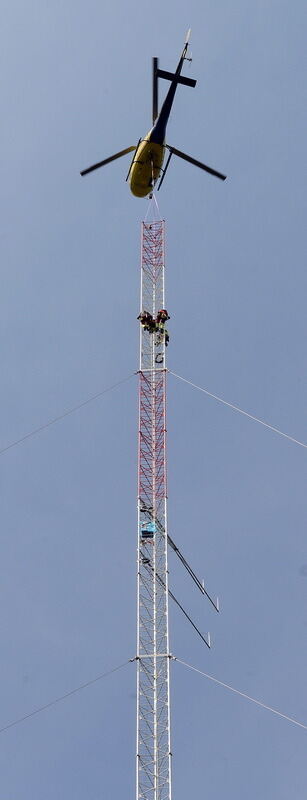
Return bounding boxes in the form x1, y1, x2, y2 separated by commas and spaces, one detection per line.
80, 146, 136, 176
166, 145, 227, 181
152, 57, 159, 123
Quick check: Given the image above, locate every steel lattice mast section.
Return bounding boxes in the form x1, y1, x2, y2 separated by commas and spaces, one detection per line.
136, 217, 171, 800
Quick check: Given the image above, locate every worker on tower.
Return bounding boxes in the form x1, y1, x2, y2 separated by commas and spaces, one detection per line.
156, 309, 170, 346
156, 309, 170, 324
137, 310, 156, 333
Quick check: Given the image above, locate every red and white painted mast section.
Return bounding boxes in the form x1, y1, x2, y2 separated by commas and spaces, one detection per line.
136, 220, 171, 800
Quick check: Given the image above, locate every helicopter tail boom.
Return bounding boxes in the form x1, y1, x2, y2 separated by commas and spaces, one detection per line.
152, 31, 196, 123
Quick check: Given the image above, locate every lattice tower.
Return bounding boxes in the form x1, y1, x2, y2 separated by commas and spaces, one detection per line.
136, 218, 171, 800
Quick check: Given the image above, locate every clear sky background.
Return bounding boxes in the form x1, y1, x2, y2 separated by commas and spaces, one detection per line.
1, 1, 306, 798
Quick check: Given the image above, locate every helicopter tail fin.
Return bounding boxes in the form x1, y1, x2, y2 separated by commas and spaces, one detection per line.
185, 28, 191, 46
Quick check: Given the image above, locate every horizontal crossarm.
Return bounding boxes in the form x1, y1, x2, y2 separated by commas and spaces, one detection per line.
156, 69, 196, 88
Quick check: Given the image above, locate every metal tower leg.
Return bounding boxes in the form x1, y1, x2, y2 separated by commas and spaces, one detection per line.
136, 219, 172, 800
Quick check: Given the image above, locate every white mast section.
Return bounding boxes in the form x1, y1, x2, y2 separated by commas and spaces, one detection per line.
136, 217, 171, 800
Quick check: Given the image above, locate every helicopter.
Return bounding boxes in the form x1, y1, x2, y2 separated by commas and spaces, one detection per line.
80, 30, 226, 197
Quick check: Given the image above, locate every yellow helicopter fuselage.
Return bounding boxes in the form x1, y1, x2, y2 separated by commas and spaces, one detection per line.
129, 132, 165, 197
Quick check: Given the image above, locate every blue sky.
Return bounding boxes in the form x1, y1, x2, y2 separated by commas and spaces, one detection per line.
1, 1, 306, 798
